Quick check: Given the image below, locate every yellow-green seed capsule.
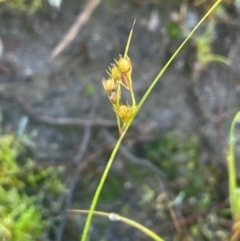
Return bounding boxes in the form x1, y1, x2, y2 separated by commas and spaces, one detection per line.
102, 78, 116, 93
110, 65, 122, 81
118, 104, 132, 123
117, 56, 131, 73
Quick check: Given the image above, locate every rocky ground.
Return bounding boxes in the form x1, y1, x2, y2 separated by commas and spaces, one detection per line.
1, 0, 240, 240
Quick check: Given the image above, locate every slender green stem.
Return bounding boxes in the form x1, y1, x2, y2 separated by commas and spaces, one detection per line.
135, 0, 222, 114
71, 209, 164, 241
228, 111, 240, 219
80, 1, 222, 240
204, 55, 229, 65
124, 19, 136, 58
128, 75, 136, 107
130, 90, 136, 108
80, 129, 127, 241
115, 112, 121, 133
116, 84, 121, 132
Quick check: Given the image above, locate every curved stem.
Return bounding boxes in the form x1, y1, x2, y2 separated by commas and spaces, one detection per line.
71, 209, 164, 241
228, 111, 240, 219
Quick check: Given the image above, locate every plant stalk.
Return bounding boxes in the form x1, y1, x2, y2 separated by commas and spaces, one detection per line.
80, 1, 222, 240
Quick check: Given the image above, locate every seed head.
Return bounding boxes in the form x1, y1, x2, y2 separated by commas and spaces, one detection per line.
102, 78, 116, 94
110, 65, 122, 81
118, 104, 132, 123
117, 55, 131, 74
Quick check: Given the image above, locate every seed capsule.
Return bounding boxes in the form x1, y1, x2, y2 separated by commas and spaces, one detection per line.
117, 56, 131, 74
110, 65, 122, 81
118, 104, 132, 123
102, 78, 116, 94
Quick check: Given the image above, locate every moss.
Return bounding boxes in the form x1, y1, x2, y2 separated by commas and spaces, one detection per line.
144, 132, 220, 204
0, 0, 42, 13
0, 133, 65, 241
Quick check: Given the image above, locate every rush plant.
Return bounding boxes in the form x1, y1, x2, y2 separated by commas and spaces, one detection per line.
102, 20, 136, 134
77, 1, 225, 241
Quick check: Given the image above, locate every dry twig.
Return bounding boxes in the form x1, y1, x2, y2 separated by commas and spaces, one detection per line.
0, 90, 116, 128
49, 0, 102, 61
101, 129, 166, 177
157, 199, 228, 233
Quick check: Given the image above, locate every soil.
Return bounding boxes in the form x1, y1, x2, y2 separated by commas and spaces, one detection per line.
1, 0, 240, 240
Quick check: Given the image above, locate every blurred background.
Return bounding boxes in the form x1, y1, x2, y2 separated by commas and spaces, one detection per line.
0, 0, 240, 240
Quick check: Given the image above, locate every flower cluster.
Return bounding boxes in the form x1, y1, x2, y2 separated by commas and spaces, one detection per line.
102, 35, 136, 133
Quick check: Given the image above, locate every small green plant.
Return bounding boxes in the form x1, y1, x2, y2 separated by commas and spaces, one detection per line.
0, 132, 65, 241
0, 0, 42, 12
192, 23, 229, 67
79, 1, 224, 241
0, 0, 62, 12
168, 3, 229, 72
